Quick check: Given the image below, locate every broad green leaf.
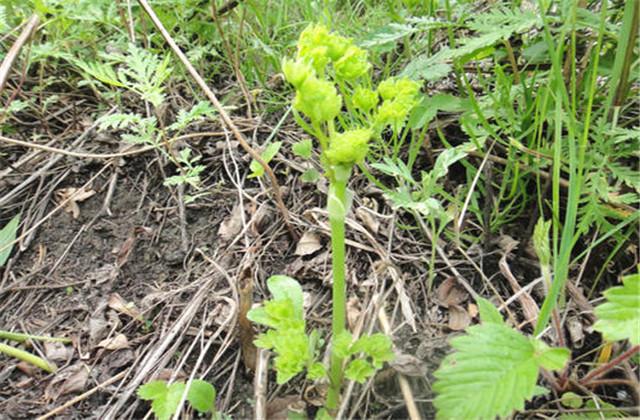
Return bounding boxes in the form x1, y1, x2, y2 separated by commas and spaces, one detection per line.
532, 341, 571, 370
431, 147, 468, 181
138, 380, 168, 400
345, 359, 375, 383
407, 99, 437, 130
433, 323, 569, 419
266, 275, 304, 320
292, 139, 313, 159
248, 142, 282, 178
0, 214, 20, 267
593, 273, 640, 345
186, 379, 216, 413
476, 297, 504, 324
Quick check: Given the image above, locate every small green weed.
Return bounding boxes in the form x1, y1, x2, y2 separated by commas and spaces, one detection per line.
138, 379, 220, 420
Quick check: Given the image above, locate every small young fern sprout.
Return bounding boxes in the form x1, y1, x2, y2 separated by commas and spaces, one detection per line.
250, 23, 419, 416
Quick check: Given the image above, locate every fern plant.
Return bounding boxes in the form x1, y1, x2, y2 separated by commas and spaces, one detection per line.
83, 44, 217, 195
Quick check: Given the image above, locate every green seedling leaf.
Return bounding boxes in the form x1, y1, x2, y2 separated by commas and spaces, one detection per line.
186, 379, 216, 413
560, 392, 583, 409
249, 141, 282, 178
138, 381, 187, 420
345, 359, 375, 383
593, 272, 640, 345
266, 275, 304, 320
476, 297, 504, 324
300, 168, 320, 183
138, 380, 168, 400
292, 139, 313, 159
0, 214, 20, 267
433, 322, 569, 419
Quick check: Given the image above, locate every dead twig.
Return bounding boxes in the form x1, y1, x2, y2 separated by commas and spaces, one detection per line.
136, 0, 297, 241
378, 308, 422, 420
37, 370, 128, 420
0, 14, 39, 95
254, 348, 269, 420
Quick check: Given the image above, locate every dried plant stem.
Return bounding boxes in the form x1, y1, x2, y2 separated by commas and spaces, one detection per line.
0, 14, 39, 95
581, 345, 640, 385
136, 0, 296, 240
378, 309, 421, 420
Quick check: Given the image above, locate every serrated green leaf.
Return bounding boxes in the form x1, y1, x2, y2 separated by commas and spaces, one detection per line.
433, 323, 569, 419
307, 362, 327, 380
0, 214, 20, 267
333, 330, 353, 359
593, 273, 640, 345
292, 139, 313, 159
186, 379, 216, 413
266, 275, 304, 321
151, 382, 186, 420
351, 333, 395, 368
249, 142, 282, 178
476, 297, 504, 324
138, 380, 168, 401
246, 306, 272, 328
345, 359, 376, 383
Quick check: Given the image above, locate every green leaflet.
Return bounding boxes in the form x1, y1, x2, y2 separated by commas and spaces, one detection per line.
433, 299, 570, 419
249, 142, 282, 178
247, 276, 323, 384
593, 272, 640, 345
138, 379, 217, 420
138, 381, 186, 420
186, 379, 216, 414
292, 139, 313, 159
0, 214, 20, 267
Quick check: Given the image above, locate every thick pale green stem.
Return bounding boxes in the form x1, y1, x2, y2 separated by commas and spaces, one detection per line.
326, 171, 349, 413
0, 343, 56, 372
